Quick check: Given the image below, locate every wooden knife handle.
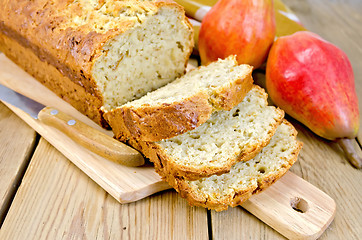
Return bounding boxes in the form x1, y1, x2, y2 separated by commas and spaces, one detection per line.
37, 107, 145, 167
242, 171, 336, 240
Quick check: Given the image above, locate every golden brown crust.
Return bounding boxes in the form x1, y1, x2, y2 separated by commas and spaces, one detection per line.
177, 181, 254, 212
168, 107, 283, 180
128, 119, 302, 211
0, 0, 193, 128
236, 107, 285, 161
118, 93, 285, 180
104, 92, 213, 142
122, 106, 284, 182
0, 0, 192, 96
179, 121, 303, 211
105, 64, 254, 142
211, 70, 254, 111
254, 120, 303, 193
0, 0, 116, 98
0, 32, 109, 127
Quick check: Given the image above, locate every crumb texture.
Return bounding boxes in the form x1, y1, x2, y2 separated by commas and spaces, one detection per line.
105, 56, 254, 142
156, 85, 284, 177
122, 56, 252, 109
182, 121, 302, 211
93, 4, 193, 109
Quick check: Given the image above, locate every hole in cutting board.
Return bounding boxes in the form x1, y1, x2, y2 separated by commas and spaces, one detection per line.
290, 197, 309, 213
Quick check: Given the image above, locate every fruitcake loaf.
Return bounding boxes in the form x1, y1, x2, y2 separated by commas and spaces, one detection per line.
0, 0, 193, 127
104, 56, 254, 142
124, 85, 285, 180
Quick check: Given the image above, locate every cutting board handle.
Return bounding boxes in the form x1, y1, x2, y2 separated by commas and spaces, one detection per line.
242, 171, 336, 240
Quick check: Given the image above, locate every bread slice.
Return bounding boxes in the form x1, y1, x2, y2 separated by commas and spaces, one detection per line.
175, 120, 302, 211
103, 56, 254, 142
0, 1, 193, 127
125, 85, 285, 180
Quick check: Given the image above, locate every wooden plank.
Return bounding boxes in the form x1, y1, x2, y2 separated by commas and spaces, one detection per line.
0, 138, 209, 239
0, 102, 37, 225
289, 119, 362, 239
1, 1, 358, 238
242, 171, 336, 240
212, 171, 337, 240
211, 207, 285, 240
210, 170, 336, 240
281, 0, 362, 142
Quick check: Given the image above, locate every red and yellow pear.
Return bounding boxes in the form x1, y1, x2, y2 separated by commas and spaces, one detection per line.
198, 0, 276, 69
266, 31, 361, 167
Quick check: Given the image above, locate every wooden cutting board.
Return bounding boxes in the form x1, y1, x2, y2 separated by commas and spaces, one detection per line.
0, 54, 336, 239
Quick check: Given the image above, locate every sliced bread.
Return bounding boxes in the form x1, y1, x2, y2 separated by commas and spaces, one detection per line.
0, 0, 194, 127
103, 56, 254, 142
125, 85, 285, 180
175, 120, 302, 211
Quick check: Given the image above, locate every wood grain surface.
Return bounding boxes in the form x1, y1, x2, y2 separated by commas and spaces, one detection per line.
0, 54, 171, 203
0, 0, 361, 239
0, 138, 209, 240
289, 119, 362, 239
242, 171, 336, 240
0, 103, 37, 225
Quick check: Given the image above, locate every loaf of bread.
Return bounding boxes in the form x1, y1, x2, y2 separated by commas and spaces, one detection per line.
104, 56, 254, 142
124, 85, 285, 180
176, 120, 303, 211
0, 0, 194, 127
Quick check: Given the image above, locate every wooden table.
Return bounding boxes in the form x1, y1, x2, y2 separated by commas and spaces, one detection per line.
0, 0, 361, 239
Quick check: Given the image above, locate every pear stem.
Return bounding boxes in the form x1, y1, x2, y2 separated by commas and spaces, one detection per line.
337, 138, 362, 169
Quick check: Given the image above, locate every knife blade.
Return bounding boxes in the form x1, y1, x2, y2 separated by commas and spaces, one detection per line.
0, 83, 145, 167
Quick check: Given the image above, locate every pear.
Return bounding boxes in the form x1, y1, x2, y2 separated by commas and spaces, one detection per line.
266, 31, 361, 168
198, 0, 276, 69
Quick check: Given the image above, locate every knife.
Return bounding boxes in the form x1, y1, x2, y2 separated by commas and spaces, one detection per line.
0, 83, 145, 167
